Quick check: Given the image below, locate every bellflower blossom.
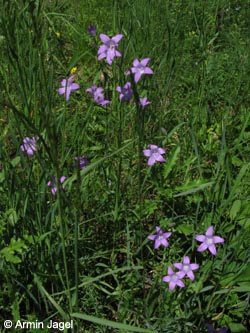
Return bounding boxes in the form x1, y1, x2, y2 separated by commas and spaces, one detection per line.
116, 82, 133, 101
148, 226, 172, 249
20, 136, 38, 156
139, 97, 151, 108
58, 75, 80, 101
127, 58, 153, 83
74, 156, 89, 169
195, 225, 224, 256
162, 267, 185, 291
86, 85, 110, 106
47, 176, 66, 196
87, 25, 96, 37
143, 144, 166, 166
173, 256, 199, 281
98, 34, 123, 65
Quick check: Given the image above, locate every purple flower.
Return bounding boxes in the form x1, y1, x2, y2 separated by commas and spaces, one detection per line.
87, 25, 96, 37
20, 136, 38, 156
139, 97, 151, 108
58, 75, 80, 101
47, 176, 66, 195
162, 267, 185, 291
195, 225, 224, 256
98, 33, 123, 65
129, 58, 153, 83
86, 84, 110, 106
116, 82, 133, 101
74, 156, 89, 169
174, 256, 199, 281
205, 324, 228, 333
143, 144, 166, 166
148, 226, 172, 249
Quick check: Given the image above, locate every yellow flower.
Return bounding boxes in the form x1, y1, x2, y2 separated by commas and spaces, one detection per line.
70, 66, 77, 75
55, 31, 61, 38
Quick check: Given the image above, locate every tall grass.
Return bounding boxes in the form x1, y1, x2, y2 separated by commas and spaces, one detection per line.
0, 0, 250, 332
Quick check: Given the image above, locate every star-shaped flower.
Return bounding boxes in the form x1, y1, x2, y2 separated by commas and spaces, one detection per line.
98, 34, 123, 65
130, 58, 153, 83
173, 256, 199, 281
143, 144, 166, 166
58, 75, 80, 101
195, 225, 224, 256
86, 85, 110, 106
74, 156, 89, 169
162, 267, 185, 291
139, 97, 151, 108
116, 82, 133, 101
148, 226, 172, 249
87, 25, 96, 37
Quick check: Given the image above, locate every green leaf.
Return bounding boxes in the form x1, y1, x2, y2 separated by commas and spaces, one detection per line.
238, 218, 250, 229
174, 181, 214, 197
199, 285, 215, 293
10, 156, 20, 167
229, 322, 247, 332
71, 313, 157, 333
163, 145, 180, 179
34, 275, 69, 320
230, 200, 241, 220
233, 284, 250, 292
176, 224, 193, 235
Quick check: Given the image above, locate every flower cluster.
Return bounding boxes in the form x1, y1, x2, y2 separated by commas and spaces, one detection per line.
148, 225, 224, 291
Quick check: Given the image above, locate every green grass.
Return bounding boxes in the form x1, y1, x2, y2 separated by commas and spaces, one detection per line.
0, 0, 250, 332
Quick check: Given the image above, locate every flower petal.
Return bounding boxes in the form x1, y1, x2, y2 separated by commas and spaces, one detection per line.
213, 236, 224, 244
169, 281, 176, 290
174, 263, 183, 270
134, 72, 141, 83
190, 263, 199, 270
206, 225, 214, 237
148, 235, 156, 241
197, 243, 208, 252
58, 87, 65, 95
70, 83, 80, 91
144, 67, 154, 75
143, 149, 151, 157
100, 33, 110, 43
148, 155, 156, 166
133, 59, 139, 67
186, 271, 195, 281
111, 34, 123, 43
162, 276, 170, 283
141, 58, 150, 66
155, 155, 166, 163
195, 235, 206, 242
208, 244, 217, 255
183, 256, 190, 264
176, 280, 185, 288
167, 267, 174, 275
